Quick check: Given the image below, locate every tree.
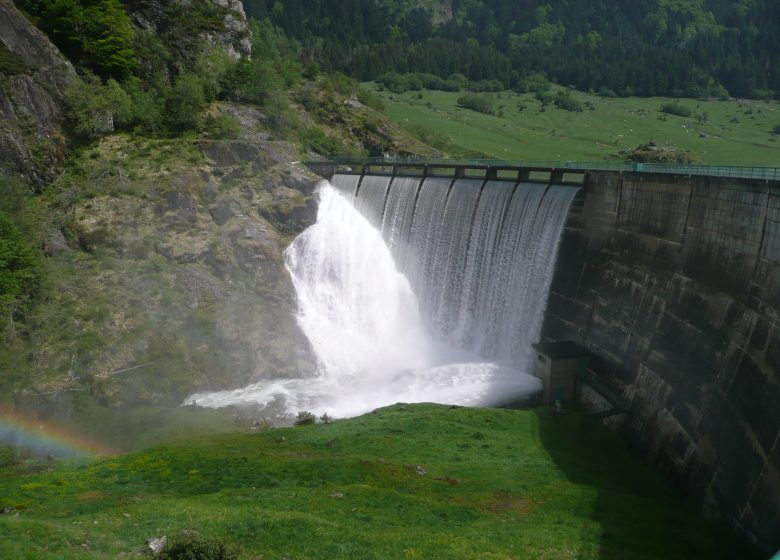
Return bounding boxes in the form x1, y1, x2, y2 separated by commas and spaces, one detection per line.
166, 73, 207, 132
0, 215, 39, 308
65, 72, 133, 138
17, 0, 138, 80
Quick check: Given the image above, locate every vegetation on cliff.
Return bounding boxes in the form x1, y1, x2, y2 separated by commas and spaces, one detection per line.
16, 0, 137, 79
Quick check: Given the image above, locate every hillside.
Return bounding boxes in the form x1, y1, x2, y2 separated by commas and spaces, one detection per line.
243, 0, 780, 99
0, 404, 760, 559
372, 85, 780, 165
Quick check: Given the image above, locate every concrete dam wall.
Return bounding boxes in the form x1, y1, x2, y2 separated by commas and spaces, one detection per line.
542, 171, 780, 548
305, 160, 780, 549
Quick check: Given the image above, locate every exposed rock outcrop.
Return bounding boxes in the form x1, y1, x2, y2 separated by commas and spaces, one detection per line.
126, 0, 251, 68
10, 102, 319, 416
205, 0, 252, 59
0, 0, 75, 189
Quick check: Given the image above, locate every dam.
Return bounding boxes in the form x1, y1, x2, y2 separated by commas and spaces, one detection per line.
304, 158, 780, 551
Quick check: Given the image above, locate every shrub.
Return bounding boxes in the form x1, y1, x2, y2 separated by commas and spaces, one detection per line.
295, 410, 317, 426
299, 127, 342, 156
166, 73, 207, 132
230, 58, 282, 106
295, 411, 316, 425
65, 73, 133, 138
356, 87, 386, 112
535, 91, 554, 106
660, 103, 692, 117
16, 0, 137, 80
376, 72, 423, 94
457, 93, 495, 115
0, 214, 39, 307
516, 73, 551, 94
0, 46, 28, 75
319, 72, 354, 96
772, 124, 780, 134
265, 91, 296, 138
204, 114, 241, 139
157, 531, 238, 560
553, 91, 582, 112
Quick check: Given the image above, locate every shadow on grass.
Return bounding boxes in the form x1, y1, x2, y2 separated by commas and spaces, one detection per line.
533, 407, 762, 560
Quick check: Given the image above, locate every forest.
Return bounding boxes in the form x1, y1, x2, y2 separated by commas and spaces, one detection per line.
243, 0, 779, 99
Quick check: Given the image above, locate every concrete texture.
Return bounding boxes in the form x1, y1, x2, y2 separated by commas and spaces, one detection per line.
541, 171, 780, 549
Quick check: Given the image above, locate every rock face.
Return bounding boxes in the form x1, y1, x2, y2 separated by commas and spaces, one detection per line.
126, 0, 251, 62
8, 102, 319, 419
542, 171, 780, 549
206, 0, 252, 59
0, 0, 75, 189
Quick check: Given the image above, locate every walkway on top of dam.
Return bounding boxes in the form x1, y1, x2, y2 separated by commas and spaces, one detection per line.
302, 156, 780, 183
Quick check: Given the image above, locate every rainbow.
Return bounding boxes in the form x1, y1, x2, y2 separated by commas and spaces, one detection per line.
0, 405, 114, 458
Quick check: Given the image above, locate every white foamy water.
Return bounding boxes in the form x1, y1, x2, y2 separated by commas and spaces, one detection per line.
187, 182, 544, 417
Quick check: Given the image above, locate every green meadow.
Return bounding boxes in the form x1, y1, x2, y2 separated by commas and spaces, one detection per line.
0, 404, 757, 559
373, 86, 780, 166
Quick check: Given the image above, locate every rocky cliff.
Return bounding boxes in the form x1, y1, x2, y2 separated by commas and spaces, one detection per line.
126, 0, 252, 66
0, 0, 75, 189
0, 0, 320, 442
4, 101, 321, 445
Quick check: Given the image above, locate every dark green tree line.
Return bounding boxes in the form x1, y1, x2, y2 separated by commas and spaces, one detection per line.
242, 0, 779, 98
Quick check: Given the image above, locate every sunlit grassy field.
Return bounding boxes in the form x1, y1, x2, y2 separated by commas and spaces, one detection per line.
372, 85, 780, 166
0, 404, 758, 559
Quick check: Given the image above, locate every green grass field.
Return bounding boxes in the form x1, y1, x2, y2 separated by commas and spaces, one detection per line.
373, 86, 780, 166
0, 404, 758, 559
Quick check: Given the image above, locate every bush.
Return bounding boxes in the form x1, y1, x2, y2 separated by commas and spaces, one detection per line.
457, 93, 495, 115
230, 57, 283, 106
299, 127, 341, 156
0, 46, 28, 75
157, 531, 238, 560
553, 91, 582, 112
17, 0, 137, 80
356, 87, 386, 112
516, 73, 550, 94
265, 91, 296, 138
319, 72, 354, 96
376, 72, 423, 94
295, 411, 316, 425
535, 91, 554, 106
772, 124, 780, 134
166, 73, 207, 132
660, 103, 692, 117
203, 114, 241, 139
66, 73, 133, 138
0, 214, 39, 307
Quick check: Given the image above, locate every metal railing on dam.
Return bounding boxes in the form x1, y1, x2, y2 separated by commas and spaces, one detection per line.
302, 156, 780, 182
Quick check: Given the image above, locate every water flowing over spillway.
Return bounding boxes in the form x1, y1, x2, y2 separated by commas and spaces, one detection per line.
188, 175, 578, 417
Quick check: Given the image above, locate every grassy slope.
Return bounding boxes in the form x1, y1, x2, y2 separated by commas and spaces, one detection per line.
375, 86, 780, 165
0, 404, 757, 559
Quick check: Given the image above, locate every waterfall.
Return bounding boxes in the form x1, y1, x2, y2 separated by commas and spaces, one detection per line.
188, 174, 577, 417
